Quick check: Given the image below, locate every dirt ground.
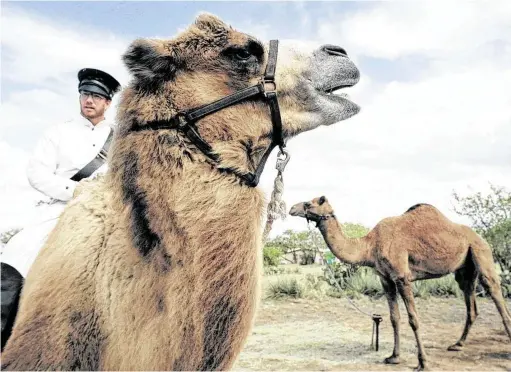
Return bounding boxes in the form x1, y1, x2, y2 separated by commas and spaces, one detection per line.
234, 293, 511, 371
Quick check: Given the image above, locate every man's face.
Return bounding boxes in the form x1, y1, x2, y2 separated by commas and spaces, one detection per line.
79, 91, 111, 119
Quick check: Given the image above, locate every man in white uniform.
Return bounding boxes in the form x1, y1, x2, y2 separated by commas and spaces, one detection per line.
1, 68, 121, 350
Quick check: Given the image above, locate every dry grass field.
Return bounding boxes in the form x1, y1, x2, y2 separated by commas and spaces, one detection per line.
234, 265, 511, 371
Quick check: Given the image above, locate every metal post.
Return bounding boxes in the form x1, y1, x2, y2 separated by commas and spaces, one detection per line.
372, 314, 383, 351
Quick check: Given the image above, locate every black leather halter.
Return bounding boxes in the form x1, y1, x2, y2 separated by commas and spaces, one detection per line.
305, 211, 336, 227
139, 40, 285, 187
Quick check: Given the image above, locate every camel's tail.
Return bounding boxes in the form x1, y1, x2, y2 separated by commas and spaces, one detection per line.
468, 237, 511, 339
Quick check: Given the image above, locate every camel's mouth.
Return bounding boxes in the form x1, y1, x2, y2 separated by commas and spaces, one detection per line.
317, 85, 354, 102
321, 83, 356, 93
314, 78, 359, 101
289, 204, 306, 217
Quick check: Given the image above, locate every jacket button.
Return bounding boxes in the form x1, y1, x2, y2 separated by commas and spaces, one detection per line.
93, 144, 96, 147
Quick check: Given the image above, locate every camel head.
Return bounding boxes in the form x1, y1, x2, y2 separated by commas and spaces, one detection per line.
289, 196, 336, 223
118, 13, 361, 185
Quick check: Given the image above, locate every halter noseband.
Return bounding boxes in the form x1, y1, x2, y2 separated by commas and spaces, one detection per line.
138, 40, 284, 187
305, 210, 336, 227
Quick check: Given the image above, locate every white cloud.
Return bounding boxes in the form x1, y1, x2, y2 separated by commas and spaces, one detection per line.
317, 1, 511, 61
1, 2, 510, 245
1, 7, 131, 87
2, 89, 79, 149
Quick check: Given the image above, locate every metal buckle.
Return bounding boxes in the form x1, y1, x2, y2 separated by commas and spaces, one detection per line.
261, 78, 277, 98
98, 149, 107, 160
275, 147, 290, 173
176, 112, 189, 129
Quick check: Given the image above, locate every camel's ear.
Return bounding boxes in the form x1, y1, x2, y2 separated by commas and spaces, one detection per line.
123, 38, 178, 85
195, 13, 229, 34
319, 196, 327, 205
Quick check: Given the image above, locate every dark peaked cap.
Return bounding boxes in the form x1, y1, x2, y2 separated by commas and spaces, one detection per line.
78, 68, 121, 99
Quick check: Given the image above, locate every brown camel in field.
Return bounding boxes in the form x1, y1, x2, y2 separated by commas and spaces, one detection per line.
290, 196, 511, 371
1, 13, 362, 370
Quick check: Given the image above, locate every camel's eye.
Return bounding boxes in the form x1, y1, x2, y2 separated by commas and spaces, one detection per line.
234, 49, 252, 61
223, 43, 262, 74
224, 44, 261, 64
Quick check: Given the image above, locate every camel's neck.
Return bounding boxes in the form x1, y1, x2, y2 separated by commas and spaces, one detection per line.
317, 218, 373, 266
108, 138, 265, 371
110, 141, 266, 267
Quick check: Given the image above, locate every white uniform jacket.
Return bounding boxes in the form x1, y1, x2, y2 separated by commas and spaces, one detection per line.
1, 115, 114, 277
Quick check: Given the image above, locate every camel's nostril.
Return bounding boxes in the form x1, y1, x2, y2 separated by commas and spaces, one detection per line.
321, 44, 348, 57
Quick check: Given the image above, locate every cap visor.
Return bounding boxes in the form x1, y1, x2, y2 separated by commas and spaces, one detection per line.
79, 84, 110, 98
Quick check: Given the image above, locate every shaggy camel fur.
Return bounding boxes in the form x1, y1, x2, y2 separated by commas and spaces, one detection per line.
1, 14, 361, 370
290, 196, 511, 371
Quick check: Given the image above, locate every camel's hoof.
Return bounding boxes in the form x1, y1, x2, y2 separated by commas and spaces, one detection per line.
447, 343, 463, 351
414, 363, 428, 371
383, 356, 400, 365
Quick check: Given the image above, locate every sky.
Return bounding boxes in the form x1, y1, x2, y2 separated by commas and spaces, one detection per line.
1, 0, 511, 238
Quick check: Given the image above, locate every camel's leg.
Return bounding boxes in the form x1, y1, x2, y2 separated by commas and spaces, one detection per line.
471, 245, 511, 340
396, 277, 428, 371
381, 277, 401, 364
448, 263, 479, 351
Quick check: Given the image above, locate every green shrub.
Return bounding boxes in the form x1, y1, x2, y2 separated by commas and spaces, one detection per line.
322, 261, 461, 299
413, 275, 461, 298
345, 268, 384, 297
263, 245, 283, 267
266, 274, 329, 300
266, 278, 304, 299
303, 273, 329, 298
321, 260, 359, 290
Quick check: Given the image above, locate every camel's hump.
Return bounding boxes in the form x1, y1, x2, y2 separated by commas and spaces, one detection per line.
404, 203, 434, 214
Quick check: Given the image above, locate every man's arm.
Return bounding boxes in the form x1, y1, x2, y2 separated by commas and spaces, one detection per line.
26, 127, 78, 201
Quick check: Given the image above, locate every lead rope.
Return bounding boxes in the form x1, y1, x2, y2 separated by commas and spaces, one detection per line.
306, 223, 383, 351
262, 149, 290, 242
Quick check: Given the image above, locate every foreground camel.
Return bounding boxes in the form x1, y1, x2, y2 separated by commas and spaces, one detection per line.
1, 14, 362, 370
290, 196, 511, 371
